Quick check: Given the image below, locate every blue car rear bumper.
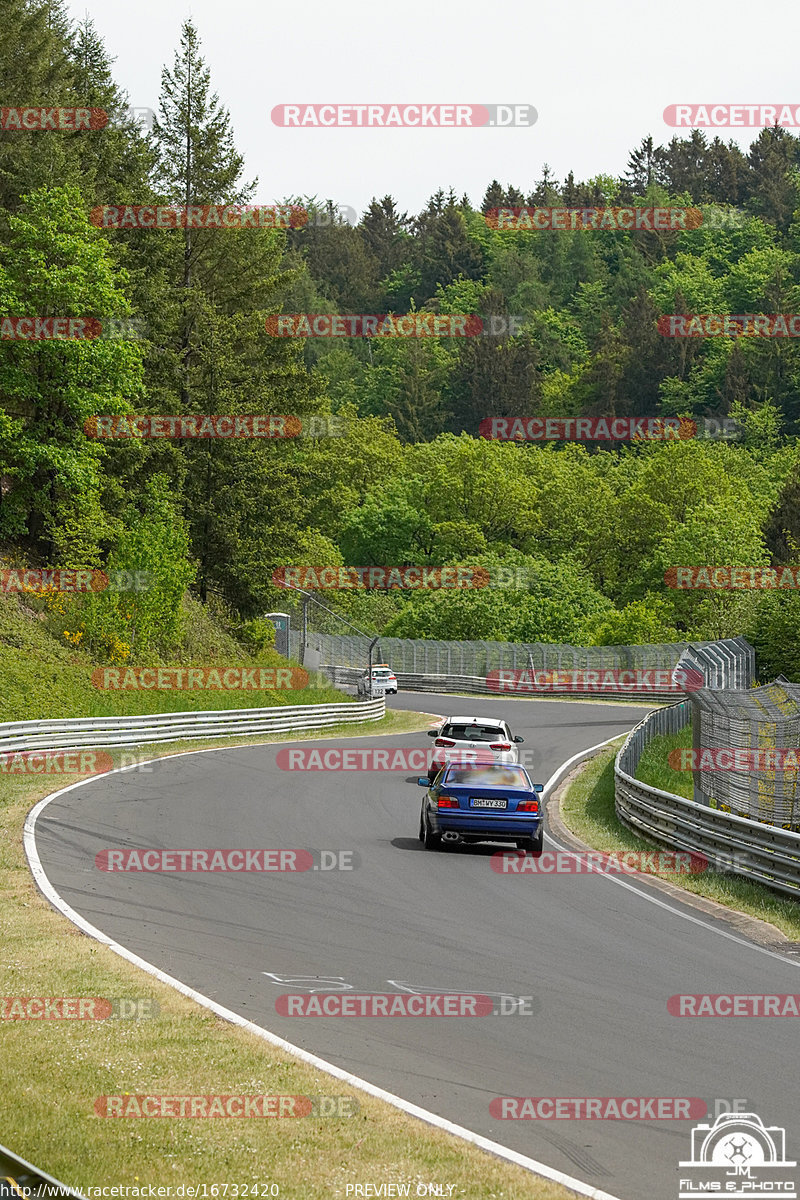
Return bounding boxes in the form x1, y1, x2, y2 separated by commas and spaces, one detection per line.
431, 811, 541, 838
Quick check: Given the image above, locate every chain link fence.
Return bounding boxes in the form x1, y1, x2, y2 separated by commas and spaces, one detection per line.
289, 629, 753, 687
688, 678, 800, 829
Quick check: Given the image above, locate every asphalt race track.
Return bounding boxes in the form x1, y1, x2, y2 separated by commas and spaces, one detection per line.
32, 693, 800, 1200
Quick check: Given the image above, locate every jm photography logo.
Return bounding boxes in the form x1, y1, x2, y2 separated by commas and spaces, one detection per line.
89, 204, 307, 229
0, 750, 114, 776
84, 414, 301, 439
91, 666, 308, 690
491, 1097, 703, 1120
485, 206, 702, 231
679, 1111, 796, 1198
271, 103, 537, 128
486, 668, 704, 693
665, 103, 800, 128
0, 997, 157, 1019
264, 314, 483, 337
275, 993, 538, 1017
665, 566, 800, 589
0, 107, 107, 130
491, 849, 709, 874
659, 314, 800, 337
272, 566, 490, 590
94, 848, 358, 871
94, 1095, 358, 1118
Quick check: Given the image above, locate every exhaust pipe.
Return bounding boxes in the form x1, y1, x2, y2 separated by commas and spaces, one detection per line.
442, 831, 462, 843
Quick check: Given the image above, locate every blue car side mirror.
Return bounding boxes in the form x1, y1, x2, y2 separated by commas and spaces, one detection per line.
417, 777, 430, 786
533, 784, 544, 793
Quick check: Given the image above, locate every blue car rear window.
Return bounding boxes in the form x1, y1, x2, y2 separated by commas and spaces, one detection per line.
444, 765, 531, 788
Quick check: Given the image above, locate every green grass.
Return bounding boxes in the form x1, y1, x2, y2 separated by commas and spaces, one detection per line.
634, 725, 694, 798
560, 740, 800, 940
0, 591, 345, 721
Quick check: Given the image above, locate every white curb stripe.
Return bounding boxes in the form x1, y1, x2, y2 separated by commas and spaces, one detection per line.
24, 740, 630, 1199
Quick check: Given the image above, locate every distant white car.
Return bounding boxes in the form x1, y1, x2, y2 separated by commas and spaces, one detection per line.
426, 715, 524, 783
357, 665, 398, 696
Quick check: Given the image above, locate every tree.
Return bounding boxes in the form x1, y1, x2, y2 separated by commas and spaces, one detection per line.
359, 196, 411, 283
0, 186, 144, 560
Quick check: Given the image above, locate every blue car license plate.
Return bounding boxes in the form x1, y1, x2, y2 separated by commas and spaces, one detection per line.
470, 797, 507, 809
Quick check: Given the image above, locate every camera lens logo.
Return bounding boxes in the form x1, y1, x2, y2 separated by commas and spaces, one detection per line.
679, 1112, 796, 1197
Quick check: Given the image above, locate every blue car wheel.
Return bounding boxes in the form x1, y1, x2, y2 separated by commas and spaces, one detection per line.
422, 810, 442, 850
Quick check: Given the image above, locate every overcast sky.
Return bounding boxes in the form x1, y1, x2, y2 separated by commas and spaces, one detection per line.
66, 0, 800, 218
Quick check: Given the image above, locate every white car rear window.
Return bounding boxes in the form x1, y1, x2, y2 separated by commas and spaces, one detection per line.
442, 724, 506, 742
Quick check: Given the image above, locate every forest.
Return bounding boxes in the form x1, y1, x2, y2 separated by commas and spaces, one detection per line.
4, 2, 800, 681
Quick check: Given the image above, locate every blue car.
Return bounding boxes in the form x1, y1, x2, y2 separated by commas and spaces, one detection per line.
417, 763, 544, 853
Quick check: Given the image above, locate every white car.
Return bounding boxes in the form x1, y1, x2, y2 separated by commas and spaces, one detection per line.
357, 664, 398, 696
426, 715, 524, 782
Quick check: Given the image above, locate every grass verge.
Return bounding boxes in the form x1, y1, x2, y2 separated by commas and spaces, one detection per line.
1, 707, 577, 1200
558, 739, 800, 941
0, 591, 346, 720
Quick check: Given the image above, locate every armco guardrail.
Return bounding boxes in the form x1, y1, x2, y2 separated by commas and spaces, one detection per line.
0, 698, 385, 756
397, 672, 683, 702
614, 703, 800, 898
0, 1140, 84, 1197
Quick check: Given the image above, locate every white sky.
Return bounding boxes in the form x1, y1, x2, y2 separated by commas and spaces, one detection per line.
67, 0, 800, 217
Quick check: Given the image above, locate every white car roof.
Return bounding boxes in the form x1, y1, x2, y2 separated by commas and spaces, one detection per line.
445, 716, 509, 725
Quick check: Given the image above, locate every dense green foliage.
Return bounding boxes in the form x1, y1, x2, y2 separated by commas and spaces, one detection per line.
5, 3, 800, 679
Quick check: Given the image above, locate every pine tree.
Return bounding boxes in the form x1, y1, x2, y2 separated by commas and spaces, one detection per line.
0, 0, 76, 211
481, 181, 505, 212
359, 195, 411, 280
